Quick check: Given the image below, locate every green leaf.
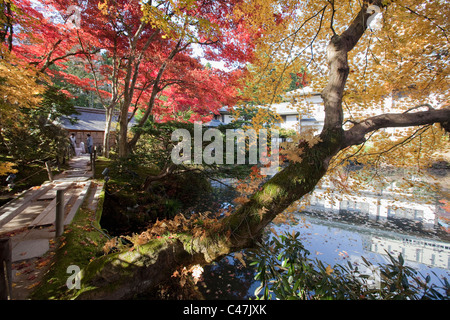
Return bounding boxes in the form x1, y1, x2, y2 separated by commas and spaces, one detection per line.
264, 286, 270, 300
254, 284, 264, 297
398, 254, 404, 266
361, 256, 372, 267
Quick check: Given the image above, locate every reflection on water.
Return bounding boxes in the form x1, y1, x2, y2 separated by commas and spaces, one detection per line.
201, 181, 450, 299
303, 186, 450, 270
307, 187, 447, 233
198, 255, 256, 300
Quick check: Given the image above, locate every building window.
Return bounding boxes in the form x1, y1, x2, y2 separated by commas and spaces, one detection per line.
414, 210, 424, 221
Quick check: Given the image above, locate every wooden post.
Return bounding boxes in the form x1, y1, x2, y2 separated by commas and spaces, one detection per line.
45, 161, 53, 182
0, 238, 12, 300
92, 148, 96, 173
55, 190, 64, 238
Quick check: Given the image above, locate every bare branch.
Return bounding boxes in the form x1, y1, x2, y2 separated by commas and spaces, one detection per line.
328, 0, 337, 36
402, 5, 449, 43
35, 38, 100, 73
403, 103, 434, 113
76, 31, 107, 108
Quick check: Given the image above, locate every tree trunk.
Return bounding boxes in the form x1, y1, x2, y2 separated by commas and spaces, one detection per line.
118, 103, 130, 158
103, 106, 114, 158
126, 40, 186, 154
126, 87, 159, 152
221, 131, 343, 249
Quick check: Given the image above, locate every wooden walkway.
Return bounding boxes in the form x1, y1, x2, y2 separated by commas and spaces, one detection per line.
0, 155, 95, 262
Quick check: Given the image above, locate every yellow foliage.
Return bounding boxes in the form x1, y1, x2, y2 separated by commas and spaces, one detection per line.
279, 128, 323, 163
0, 49, 45, 121
140, 0, 220, 42
234, 0, 449, 206
0, 161, 17, 176
237, 0, 449, 130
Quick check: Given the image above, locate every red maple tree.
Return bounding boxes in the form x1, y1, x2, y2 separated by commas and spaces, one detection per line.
6, 0, 262, 157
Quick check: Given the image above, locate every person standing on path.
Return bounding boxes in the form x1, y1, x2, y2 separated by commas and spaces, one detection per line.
86, 134, 93, 154
69, 133, 77, 155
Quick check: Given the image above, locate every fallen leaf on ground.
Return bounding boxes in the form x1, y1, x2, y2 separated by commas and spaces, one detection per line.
27, 275, 37, 281
26, 282, 40, 290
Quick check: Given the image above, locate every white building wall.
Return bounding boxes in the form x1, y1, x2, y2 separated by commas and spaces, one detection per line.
369, 236, 450, 269
223, 114, 234, 124
219, 88, 326, 132
280, 115, 299, 130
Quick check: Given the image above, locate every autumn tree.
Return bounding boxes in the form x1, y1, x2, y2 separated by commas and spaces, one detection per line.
42, 0, 450, 299
0, 0, 92, 177
32, 0, 257, 159
0, 0, 45, 174
222, 0, 450, 247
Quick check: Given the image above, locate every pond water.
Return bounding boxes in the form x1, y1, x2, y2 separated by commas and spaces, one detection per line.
200, 183, 450, 300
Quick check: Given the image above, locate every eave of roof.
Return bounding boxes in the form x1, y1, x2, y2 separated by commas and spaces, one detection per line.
60, 107, 135, 132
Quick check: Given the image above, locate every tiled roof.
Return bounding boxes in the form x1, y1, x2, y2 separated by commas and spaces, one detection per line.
205, 119, 224, 127
60, 107, 134, 132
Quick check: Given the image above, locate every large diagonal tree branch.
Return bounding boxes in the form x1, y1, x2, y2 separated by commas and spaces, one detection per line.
342, 108, 450, 149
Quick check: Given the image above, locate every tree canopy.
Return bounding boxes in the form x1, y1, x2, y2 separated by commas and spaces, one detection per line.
237, 0, 449, 198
